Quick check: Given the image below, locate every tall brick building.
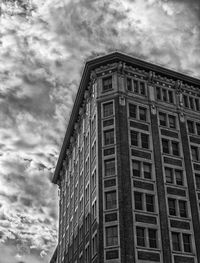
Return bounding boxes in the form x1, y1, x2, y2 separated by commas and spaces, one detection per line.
52, 52, 200, 263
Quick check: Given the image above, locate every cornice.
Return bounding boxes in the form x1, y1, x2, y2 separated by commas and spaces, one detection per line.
52, 51, 200, 184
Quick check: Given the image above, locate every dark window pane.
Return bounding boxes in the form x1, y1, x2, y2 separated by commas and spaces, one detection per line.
162, 139, 169, 154
195, 174, 200, 189
172, 141, 179, 156
103, 77, 112, 92
146, 194, 154, 212
141, 133, 149, 149
104, 130, 114, 145
168, 90, 174, 103
129, 104, 137, 118
148, 229, 157, 248
134, 192, 143, 210
132, 160, 141, 177
139, 107, 147, 121
183, 234, 191, 253
130, 130, 138, 146
162, 89, 167, 102
105, 159, 115, 177
105, 191, 117, 210
187, 120, 195, 133
143, 163, 151, 179
136, 227, 145, 247
195, 98, 200, 111
196, 123, 200, 135
159, 112, 167, 126
156, 87, 161, 100
140, 82, 146, 95
172, 232, 181, 251
191, 146, 199, 161
183, 95, 188, 107
168, 198, 176, 216
106, 226, 118, 246
127, 78, 132, 91
169, 115, 176, 128
165, 167, 173, 184
133, 80, 139, 93
179, 200, 187, 218
175, 169, 183, 186
103, 102, 113, 117
189, 97, 194, 110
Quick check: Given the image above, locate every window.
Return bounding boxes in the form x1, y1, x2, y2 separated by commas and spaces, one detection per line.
85, 244, 90, 263
105, 191, 117, 210
129, 103, 147, 121
168, 198, 188, 218
104, 129, 114, 145
92, 233, 97, 257
106, 226, 118, 246
132, 160, 140, 177
165, 167, 184, 186
140, 82, 146, 95
172, 232, 192, 253
132, 160, 152, 179
104, 159, 115, 177
92, 200, 97, 221
165, 167, 173, 184
136, 227, 145, 247
162, 139, 180, 156
195, 98, 200, 111
172, 232, 181, 251
156, 87, 161, 100
195, 174, 200, 189
91, 170, 96, 191
129, 104, 137, 118
103, 102, 113, 118
130, 130, 149, 149
156, 87, 174, 104
162, 139, 170, 154
175, 169, 183, 185
196, 123, 200, 135
148, 229, 157, 248
191, 146, 199, 161
169, 115, 176, 128
133, 80, 139, 93
189, 97, 194, 110
91, 141, 96, 160
183, 234, 192, 253
168, 90, 174, 103
183, 95, 188, 107
85, 213, 90, 233
134, 192, 155, 212
187, 120, 195, 133
159, 112, 167, 126
136, 227, 158, 248
127, 78, 132, 91
134, 192, 143, 210
85, 184, 89, 203
163, 89, 167, 101
103, 77, 112, 92
159, 112, 176, 129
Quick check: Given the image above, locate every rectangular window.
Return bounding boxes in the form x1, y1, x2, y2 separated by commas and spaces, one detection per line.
159, 112, 167, 126
129, 104, 137, 118
106, 226, 118, 246
168, 90, 174, 103
195, 174, 200, 189
91, 170, 96, 191
172, 141, 179, 156
183, 95, 188, 107
105, 191, 117, 210
165, 167, 173, 183
189, 97, 194, 110
156, 87, 161, 100
136, 227, 145, 247
130, 130, 138, 146
148, 229, 157, 248
146, 194, 154, 212
140, 82, 146, 95
134, 192, 143, 210
169, 115, 176, 128
105, 159, 115, 177
162, 139, 170, 154
132, 160, 141, 177
133, 80, 139, 93
168, 198, 176, 216
92, 233, 97, 256
104, 129, 114, 145
139, 107, 147, 121
187, 120, 195, 133
127, 78, 132, 91
103, 102, 113, 118
175, 169, 183, 186
183, 234, 192, 253
196, 123, 200, 135
172, 232, 181, 251
179, 200, 187, 218
195, 98, 200, 111
103, 77, 112, 92
92, 200, 97, 221
191, 146, 199, 161
141, 133, 149, 149
162, 89, 167, 102
143, 163, 152, 179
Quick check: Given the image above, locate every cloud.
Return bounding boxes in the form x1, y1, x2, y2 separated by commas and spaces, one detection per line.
0, 0, 200, 262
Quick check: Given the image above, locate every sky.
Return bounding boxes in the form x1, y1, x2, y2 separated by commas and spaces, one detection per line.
0, 0, 200, 262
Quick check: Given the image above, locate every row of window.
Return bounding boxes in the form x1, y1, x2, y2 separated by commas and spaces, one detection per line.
130, 130, 149, 149
162, 138, 180, 156
183, 94, 200, 112
127, 78, 146, 96
156, 86, 174, 104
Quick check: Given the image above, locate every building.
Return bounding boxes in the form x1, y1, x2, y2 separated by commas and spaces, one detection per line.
52, 52, 200, 263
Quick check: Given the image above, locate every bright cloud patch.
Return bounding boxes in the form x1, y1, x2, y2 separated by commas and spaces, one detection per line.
0, 0, 200, 262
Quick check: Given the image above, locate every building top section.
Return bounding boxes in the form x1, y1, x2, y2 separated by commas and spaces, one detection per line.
52, 51, 200, 184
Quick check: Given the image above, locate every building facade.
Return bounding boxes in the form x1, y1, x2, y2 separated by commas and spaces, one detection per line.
52, 52, 200, 263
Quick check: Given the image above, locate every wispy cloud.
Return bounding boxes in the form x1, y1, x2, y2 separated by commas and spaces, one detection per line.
0, 0, 200, 261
